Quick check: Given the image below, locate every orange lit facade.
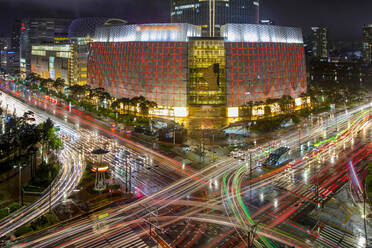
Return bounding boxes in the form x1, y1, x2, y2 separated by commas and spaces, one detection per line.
88, 23, 307, 126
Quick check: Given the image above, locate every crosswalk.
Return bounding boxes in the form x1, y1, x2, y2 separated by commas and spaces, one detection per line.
107, 228, 150, 248
86, 228, 150, 248
274, 180, 329, 204
314, 225, 362, 248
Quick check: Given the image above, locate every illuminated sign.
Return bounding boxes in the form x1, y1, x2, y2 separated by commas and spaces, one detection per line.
98, 213, 108, 219
32, 45, 70, 52
175, 4, 200, 10
49, 57, 55, 80
149, 108, 172, 116
94, 23, 201, 42
137, 25, 181, 31
91, 166, 109, 172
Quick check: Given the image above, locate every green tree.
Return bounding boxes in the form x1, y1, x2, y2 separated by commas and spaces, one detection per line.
53, 78, 65, 93
39, 118, 54, 161
264, 105, 272, 118
14, 225, 33, 237
69, 85, 87, 100
8, 202, 21, 212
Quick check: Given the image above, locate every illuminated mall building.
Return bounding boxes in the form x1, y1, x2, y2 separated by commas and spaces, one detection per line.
88, 23, 307, 127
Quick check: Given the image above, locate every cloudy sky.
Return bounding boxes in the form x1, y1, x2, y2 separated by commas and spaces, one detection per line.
0, 0, 371, 41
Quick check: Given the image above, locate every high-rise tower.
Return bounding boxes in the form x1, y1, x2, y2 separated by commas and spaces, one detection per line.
170, 0, 259, 36
20, 18, 72, 74
311, 26, 328, 60
362, 24, 372, 64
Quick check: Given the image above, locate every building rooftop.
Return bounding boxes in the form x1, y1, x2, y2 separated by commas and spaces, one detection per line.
93, 23, 201, 42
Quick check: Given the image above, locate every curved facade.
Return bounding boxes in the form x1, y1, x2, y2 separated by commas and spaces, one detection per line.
88, 23, 306, 123
88, 41, 189, 107
68, 17, 119, 39
68, 17, 127, 39
89, 24, 198, 107
93, 23, 201, 42
221, 24, 307, 105
171, 0, 259, 36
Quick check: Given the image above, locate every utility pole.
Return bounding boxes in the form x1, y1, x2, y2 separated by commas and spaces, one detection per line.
249, 153, 252, 180
212, 132, 215, 162
315, 159, 321, 233
249, 152, 252, 200
364, 180, 368, 245
141, 204, 159, 248
173, 125, 176, 145
202, 129, 205, 163
129, 160, 132, 193
199, 129, 202, 163
335, 108, 338, 132
18, 165, 23, 206
125, 154, 129, 193
49, 178, 53, 213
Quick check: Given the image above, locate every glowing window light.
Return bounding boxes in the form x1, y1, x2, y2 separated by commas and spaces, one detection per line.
227, 107, 239, 117
174, 107, 188, 117
270, 103, 280, 113
252, 106, 265, 116
295, 97, 303, 106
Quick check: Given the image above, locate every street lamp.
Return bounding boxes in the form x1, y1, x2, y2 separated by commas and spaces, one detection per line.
364, 180, 368, 245
245, 91, 251, 103
13, 164, 24, 206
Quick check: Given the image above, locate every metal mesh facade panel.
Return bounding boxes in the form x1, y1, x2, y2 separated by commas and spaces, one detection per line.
68, 17, 110, 39
221, 24, 303, 44
94, 23, 201, 42
225, 42, 307, 106
88, 42, 188, 107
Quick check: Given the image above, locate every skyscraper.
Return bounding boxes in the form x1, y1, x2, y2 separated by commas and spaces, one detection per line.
362, 24, 372, 64
170, 0, 259, 36
0, 37, 10, 72
5, 19, 22, 74
311, 26, 328, 60
20, 18, 72, 74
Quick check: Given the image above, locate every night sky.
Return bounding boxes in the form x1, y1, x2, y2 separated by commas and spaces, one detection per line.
0, 0, 371, 41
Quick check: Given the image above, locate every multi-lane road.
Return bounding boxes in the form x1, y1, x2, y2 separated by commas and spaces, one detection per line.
1, 79, 372, 247
0, 92, 84, 238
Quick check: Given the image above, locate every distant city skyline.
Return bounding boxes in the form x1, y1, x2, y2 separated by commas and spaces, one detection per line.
0, 0, 371, 41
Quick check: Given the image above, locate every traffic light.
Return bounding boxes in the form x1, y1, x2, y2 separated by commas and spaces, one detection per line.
317, 202, 321, 209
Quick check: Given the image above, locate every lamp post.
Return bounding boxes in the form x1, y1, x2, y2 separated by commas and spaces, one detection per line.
364, 179, 368, 245
140, 204, 159, 248
245, 91, 251, 102
212, 132, 215, 162
13, 164, 24, 206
